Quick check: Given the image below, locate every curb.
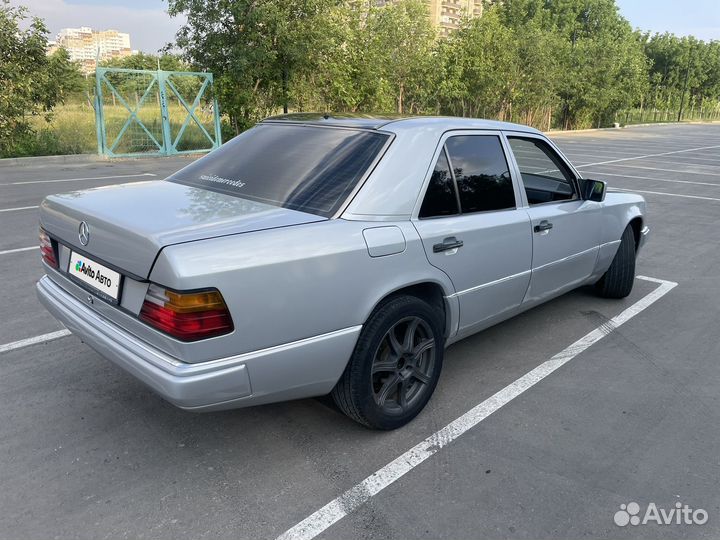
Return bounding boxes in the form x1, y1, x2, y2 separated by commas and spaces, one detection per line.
0, 153, 105, 168
0, 152, 208, 168
546, 120, 720, 135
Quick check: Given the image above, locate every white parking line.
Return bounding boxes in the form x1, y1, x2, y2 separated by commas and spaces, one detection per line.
575, 144, 720, 169
4, 173, 156, 185
585, 170, 720, 187
562, 150, 640, 158
276, 276, 678, 540
566, 151, 720, 166
0, 329, 71, 354
0, 205, 39, 213
600, 163, 720, 177
0, 246, 37, 255
648, 155, 720, 165
610, 187, 720, 202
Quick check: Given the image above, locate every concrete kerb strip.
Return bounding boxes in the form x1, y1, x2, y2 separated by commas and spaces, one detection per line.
0, 152, 208, 169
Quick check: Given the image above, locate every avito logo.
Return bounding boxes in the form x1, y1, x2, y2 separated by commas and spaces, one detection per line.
75, 259, 113, 289
75, 260, 95, 278
614, 502, 708, 527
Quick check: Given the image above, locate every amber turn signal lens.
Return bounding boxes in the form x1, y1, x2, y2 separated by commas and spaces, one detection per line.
139, 284, 233, 341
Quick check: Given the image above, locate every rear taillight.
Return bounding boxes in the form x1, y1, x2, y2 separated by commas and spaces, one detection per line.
39, 227, 58, 269
139, 284, 233, 341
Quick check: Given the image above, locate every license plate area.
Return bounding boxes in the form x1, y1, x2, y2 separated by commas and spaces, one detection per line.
67, 250, 123, 303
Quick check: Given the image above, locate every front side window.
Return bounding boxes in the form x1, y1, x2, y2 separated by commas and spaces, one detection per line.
507, 137, 577, 205
445, 135, 516, 213
168, 124, 390, 217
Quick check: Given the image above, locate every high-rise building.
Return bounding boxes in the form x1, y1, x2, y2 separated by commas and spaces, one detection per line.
428, 0, 484, 36
47, 27, 132, 74
375, 0, 486, 36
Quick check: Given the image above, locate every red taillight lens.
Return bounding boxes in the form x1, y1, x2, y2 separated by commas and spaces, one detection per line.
139, 284, 233, 341
39, 227, 58, 269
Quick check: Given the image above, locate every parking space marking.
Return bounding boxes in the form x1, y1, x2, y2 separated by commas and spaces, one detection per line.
0, 246, 37, 255
574, 144, 720, 169
0, 205, 39, 213
600, 163, 720, 177
4, 172, 156, 185
610, 187, 720, 202
584, 170, 720, 187
647, 155, 720, 165
0, 329, 71, 354
277, 276, 678, 540
562, 150, 641, 158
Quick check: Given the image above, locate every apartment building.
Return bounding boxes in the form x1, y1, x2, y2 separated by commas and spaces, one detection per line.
47, 27, 132, 73
429, 0, 484, 36
375, 0, 485, 36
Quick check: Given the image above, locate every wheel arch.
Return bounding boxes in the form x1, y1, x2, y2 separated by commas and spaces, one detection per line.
628, 216, 643, 251
365, 280, 456, 341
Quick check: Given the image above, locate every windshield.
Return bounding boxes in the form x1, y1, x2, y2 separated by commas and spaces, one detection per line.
168, 123, 390, 217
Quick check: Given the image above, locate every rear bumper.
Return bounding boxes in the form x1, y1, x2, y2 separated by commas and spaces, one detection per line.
37, 275, 361, 411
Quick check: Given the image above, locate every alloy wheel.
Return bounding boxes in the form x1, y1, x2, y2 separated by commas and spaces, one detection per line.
371, 316, 436, 413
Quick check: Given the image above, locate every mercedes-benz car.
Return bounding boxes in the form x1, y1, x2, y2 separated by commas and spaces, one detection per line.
37, 115, 649, 429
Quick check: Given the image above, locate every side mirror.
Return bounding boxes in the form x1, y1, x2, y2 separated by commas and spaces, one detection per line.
582, 179, 606, 202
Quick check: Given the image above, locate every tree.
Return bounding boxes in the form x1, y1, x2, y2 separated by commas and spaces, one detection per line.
364, 0, 436, 114
437, 11, 518, 119
490, 0, 649, 128
166, 0, 716, 132
168, 0, 340, 133
0, 1, 83, 156
101, 51, 190, 72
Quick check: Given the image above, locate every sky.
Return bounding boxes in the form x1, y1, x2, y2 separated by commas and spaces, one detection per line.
617, 0, 720, 42
13, 0, 720, 53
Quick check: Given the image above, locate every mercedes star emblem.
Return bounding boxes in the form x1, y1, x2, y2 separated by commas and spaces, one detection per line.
78, 221, 90, 246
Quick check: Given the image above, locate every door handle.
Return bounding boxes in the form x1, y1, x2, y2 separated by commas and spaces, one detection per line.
433, 237, 464, 253
533, 220, 553, 233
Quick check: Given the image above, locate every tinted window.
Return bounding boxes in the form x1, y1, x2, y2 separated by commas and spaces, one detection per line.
445, 135, 515, 213
168, 124, 389, 217
507, 137, 577, 205
419, 150, 459, 218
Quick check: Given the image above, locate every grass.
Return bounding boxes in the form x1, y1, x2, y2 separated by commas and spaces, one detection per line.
25, 100, 218, 156
13, 101, 720, 158
617, 106, 720, 126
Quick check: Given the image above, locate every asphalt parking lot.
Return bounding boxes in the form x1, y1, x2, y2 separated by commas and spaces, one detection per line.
1, 123, 719, 540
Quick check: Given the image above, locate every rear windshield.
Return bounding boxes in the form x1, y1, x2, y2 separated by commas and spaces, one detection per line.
168, 123, 390, 217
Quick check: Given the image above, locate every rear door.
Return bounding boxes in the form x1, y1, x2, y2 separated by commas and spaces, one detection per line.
505, 134, 602, 303
412, 131, 532, 336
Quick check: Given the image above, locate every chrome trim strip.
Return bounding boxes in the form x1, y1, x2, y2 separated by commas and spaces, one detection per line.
448, 269, 532, 298
447, 241, 616, 298
533, 245, 599, 272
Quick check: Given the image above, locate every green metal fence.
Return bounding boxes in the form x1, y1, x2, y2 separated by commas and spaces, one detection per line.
94, 67, 222, 157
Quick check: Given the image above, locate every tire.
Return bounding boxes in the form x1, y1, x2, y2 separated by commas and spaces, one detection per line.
331, 295, 444, 430
596, 225, 636, 299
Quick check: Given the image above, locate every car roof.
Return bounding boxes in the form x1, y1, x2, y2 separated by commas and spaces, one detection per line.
262, 113, 542, 134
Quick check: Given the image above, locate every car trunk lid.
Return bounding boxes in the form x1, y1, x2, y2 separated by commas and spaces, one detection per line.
40, 180, 326, 278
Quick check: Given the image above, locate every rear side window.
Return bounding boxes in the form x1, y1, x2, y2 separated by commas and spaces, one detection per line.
445, 135, 515, 213
507, 137, 577, 205
419, 149, 459, 218
168, 124, 390, 217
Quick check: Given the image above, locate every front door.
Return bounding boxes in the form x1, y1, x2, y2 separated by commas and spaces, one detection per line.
506, 135, 602, 303
413, 132, 532, 335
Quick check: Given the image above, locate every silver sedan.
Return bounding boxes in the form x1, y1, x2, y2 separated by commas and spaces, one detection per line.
37, 115, 649, 429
